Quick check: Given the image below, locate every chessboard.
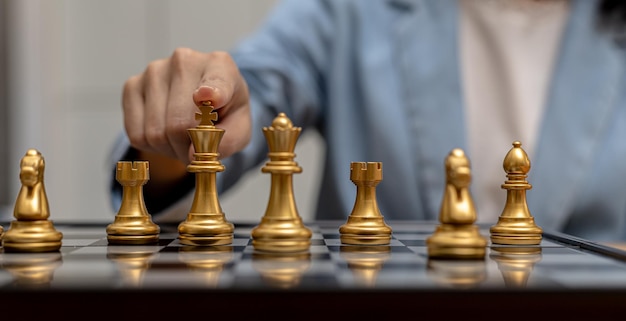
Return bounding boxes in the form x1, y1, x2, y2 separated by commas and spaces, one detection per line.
1, 220, 626, 319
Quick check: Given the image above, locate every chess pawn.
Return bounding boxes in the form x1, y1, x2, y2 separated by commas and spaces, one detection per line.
251, 113, 312, 253
340, 245, 391, 287
3, 149, 63, 252
426, 148, 487, 259
489, 246, 542, 288
106, 161, 160, 244
178, 102, 234, 246
339, 162, 392, 245
490, 141, 543, 245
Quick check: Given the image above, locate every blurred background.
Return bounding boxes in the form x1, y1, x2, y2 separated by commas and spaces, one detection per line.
0, 0, 324, 223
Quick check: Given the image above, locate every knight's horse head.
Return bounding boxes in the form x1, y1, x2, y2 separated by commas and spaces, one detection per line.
19, 149, 45, 187
445, 148, 471, 189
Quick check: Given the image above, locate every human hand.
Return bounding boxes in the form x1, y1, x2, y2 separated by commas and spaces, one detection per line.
122, 48, 251, 165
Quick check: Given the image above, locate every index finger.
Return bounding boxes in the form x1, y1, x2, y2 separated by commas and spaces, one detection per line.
192, 52, 239, 109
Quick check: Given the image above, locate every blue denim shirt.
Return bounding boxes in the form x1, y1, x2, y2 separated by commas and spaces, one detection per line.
111, 0, 626, 241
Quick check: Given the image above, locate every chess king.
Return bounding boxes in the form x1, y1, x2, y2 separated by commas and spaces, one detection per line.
178, 101, 234, 246
3, 149, 63, 252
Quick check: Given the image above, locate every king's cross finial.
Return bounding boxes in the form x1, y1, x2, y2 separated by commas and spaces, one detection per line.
195, 101, 218, 126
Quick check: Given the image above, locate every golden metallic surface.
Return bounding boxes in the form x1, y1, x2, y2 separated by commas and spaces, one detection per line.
427, 149, 487, 259
490, 246, 542, 288
490, 141, 543, 245
107, 245, 160, 287
339, 162, 393, 245
252, 251, 311, 289
340, 245, 390, 287
178, 246, 234, 287
3, 149, 63, 252
0, 252, 62, 288
179, 102, 234, 246
427, 225, 487, 259
427, 258, 487, 289
251, 113, 312, 253
106, 161, 160, 244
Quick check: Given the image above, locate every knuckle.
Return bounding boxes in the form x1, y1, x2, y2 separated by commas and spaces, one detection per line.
208, 50, 233, 63
144, 59, 165, 79
126, 131, 147, 150
144, 127, 169, 148
170, 48, 196, 72
165, 118, 192, 136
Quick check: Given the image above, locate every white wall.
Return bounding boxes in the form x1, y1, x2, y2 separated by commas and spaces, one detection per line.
4, 0, 323, 224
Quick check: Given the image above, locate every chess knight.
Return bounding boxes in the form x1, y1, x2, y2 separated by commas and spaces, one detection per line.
426, 148, 487, 259
15, 149, 50, 221
3, 149, 63, 252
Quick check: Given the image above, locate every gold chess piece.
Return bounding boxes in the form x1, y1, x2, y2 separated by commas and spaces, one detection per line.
339, 162, 393, 245
490, 141, 543, 245
106, 161, 160, 244
426, 148, 487, 259
106, 245, 160, 288
251, 113, 312, 253
340, 245, 391, 287
489, 246, 542, 288
178, 101, 234, 246
178, 246, 234, 288
3, 149, 63, 252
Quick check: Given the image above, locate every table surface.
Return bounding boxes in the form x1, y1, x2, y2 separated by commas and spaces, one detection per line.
1, 220, 626, 319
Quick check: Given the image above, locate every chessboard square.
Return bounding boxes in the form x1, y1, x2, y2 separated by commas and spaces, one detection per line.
393, 233, 431, 241
310, 252, 332, 260
389, 246, 420, 254
390, 221, 438, 233
234, 233, 251, 239
322, 233, 340, 239
232, 238, 251, 246
309, 245, 330, 255
399, 239, 426, 247
320, 227, 340, 234
107, 244, 164, 253
62, 239, 103, 247
88, 239, 111, 246
311, 233, 324, 240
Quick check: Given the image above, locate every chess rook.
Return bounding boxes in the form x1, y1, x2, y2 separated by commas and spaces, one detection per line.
251, 113, 312, 253
3, 149, 63, 252
426, 148, 487, 259
178, 101, 234, 246
490, 141, 543, 245
339, 162, 392, 245
106, 161, 160, 244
